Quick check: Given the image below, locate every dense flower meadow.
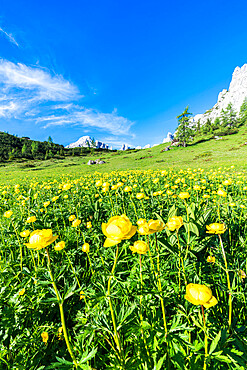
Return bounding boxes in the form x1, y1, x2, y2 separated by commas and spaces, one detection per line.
0, 167, 247, 369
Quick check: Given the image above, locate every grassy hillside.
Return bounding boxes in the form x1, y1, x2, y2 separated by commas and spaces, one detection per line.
1, 125, 247, 184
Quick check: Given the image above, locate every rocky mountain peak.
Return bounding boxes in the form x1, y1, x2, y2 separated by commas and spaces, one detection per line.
191, 63, 247, 126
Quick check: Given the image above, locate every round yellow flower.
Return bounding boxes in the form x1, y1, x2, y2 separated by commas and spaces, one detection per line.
72, 219, 81, 227
86, 221, 92, 229
63, 183, 71, 191
4, 210, 13, 218
43, 201, 50, 208
19, 288, 25, 296
102, 214, 137, 247
124, 186, 132, 192
69, 214, 76, 222
54, 241, 65, 251
207, 255, 215, 263
138, 219, 165, 235
178, 192, 190, 199
129, 240, 148, 254
82, 243, 90, 252
41, 331, 49, 344
166, 216, 183, 231
217, 189, 227, 197
185, 283, 218, 308
206, 223, 226, 234
136, 193, 145, 200
20, 230, 30, 238
25, 229, 58, 250
26, 216, 37, 223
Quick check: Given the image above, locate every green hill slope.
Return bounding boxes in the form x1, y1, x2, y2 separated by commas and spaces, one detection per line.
1, 126, 247, 184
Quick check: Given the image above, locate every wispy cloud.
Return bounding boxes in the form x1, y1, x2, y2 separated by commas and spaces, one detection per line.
0, 59, 134, 141
37, 107, 134, 137
0, 27, 19, 47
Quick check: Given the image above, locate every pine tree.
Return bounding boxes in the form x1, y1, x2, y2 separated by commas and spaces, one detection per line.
239, 98, 247, 125
221, 103, 237, 128
176, 106, 193, 147
22, 143, 28, 156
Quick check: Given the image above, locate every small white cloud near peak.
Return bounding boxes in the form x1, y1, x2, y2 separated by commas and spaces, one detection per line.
0, 26, 19, 47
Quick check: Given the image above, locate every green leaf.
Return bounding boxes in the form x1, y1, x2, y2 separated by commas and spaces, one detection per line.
79, 347, 97, 364
209, 330, 221, 354
214, 354, 232, 363
154, 354, 166, 370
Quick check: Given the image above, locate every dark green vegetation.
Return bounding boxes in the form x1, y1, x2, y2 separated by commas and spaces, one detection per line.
0, 132, 113, 162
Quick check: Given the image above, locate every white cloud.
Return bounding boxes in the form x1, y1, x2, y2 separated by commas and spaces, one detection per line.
37, 107, 134, 136
0, 59, 79, 101
0, 27, 19, 47
0, 59, 134, 138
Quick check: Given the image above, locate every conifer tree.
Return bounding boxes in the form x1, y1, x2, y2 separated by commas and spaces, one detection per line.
176, 106, 193, 147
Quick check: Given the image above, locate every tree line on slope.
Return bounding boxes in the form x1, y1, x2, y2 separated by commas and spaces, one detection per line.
0, 133, 112, 162
176, 98, 247, 147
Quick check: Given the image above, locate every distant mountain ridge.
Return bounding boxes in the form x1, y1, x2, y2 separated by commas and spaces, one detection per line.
66, 136, 112, 150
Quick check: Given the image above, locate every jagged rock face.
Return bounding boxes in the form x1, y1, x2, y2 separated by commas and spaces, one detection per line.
191, 64, 247, 126
66, 136, 109, 149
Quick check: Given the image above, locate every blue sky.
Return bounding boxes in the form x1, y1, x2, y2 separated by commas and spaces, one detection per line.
1, 0, 247, 148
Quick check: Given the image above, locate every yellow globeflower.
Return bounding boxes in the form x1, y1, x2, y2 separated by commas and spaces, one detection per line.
63, 183, 71, 191
207, 255, 215, 263
20, 230, 30, 238
82, 243, 90, 252
4, 210, 13, 218
129, 240, 148, 254
239, 270, 246, 279
193, 185, 201, 191
72, 219, 81, 227
19, 288, 26, 296
41, 331, 49, 344
43, 201, 50, 208
25, 229, 58, 250
138, 219, 165, 235
86, 221, 92, 229
185, 283, 218, 308
26, 216, 37, 223
124, 186, 132, 192
217, 189, 227, 197
54, 241, 65, 251
57, 327, 63, 340
69, 214, 76, 222
206, 223, 226, 234
102, 214, 137, 247
52, 196, 59, 202
178, 192, 190, 199
136, 193, 145, 200
166, 216, 183, 231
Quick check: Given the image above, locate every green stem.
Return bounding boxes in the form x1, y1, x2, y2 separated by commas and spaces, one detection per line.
218, 235, 232, 329
139, 254, 151, 361
184, 200, 190, 260
201, 305, 208, 370
155, 234, 168, 335
176, 230, 187, 289
45, 249, 78, 368
107, 245, 124, 365
12, 220, 23, 271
